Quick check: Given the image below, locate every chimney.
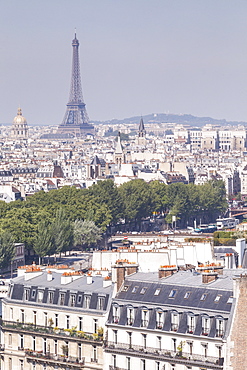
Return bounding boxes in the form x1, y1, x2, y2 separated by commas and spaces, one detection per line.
87, 275, 93, 284
197, 263, 223, 275
158, 265, 177, 278
47, 270, 53, 281
202, 271, 218, 284
103, 276, 112, 288
61, 273, 72, 284
112, 260, 138, 291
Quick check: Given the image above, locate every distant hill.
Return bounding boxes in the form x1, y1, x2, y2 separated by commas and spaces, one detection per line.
93, 113, 247, 127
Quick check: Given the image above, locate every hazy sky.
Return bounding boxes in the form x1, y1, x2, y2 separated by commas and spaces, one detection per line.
1, 0, 247, 125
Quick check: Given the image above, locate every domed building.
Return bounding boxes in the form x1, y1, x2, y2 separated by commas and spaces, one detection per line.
11, 107, 28, 140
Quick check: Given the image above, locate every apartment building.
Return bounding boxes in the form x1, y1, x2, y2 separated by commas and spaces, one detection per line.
1, 266, 114, 370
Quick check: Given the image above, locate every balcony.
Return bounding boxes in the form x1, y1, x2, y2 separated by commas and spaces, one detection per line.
105, 341, 224, 370
25, 350, 84, 368
109, 366, 128, 370
1, 320, 103, 344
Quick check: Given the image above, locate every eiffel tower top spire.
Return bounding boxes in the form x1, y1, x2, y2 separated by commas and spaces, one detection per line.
57, 32, 94, 137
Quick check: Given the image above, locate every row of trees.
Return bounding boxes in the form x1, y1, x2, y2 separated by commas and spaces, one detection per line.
0, 179, 227, 264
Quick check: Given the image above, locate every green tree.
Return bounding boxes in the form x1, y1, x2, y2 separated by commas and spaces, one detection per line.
74, 219, 102, 249
51, 208, 74, 255
33, 221, 53, 265
0, 231, 15, 270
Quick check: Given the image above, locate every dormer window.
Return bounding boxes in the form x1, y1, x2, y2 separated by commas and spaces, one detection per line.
59, 293, 65, 306
31, 289, 36, 299
141, 309, 149, 327
113, 305, 120, 324
187, 314, 195, 334
216, 318, 224, 337
202, 315, 210, 336
132, 286, 138, 294
37, 290, 43, 303
122, 286, 129, 292
98, 297, 105, 310
77, 295, 82, 304
127, 307, 134, 326
214, 295, 222, 303
140, 287, 147, 295
70, 294, 76, 307
184, 291, 191, 299
227, 296, 233, 304
24, 288, 30, 301
48, 291, 54, 304
84, 295, 91, 309
200, 293, 207, 301
171, 312, 179, 331
156, 310, 164, 329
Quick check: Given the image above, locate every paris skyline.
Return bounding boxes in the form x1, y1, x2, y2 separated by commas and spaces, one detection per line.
1, 0, 247, 125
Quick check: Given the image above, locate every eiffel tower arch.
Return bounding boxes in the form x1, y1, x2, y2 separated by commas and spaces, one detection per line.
57, 33, 94, 137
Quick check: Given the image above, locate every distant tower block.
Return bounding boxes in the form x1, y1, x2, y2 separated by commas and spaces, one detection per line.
137, 117, 146, 146
11, 107, 28, 140
57, 33, 94, 137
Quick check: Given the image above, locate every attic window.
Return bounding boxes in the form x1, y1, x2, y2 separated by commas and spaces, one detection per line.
122, 286, 129, 292
227, 296, 233, 304
169, 289, 177, 298
214, 295, 222, 303
132, 286, 139, 293
154, 289, 161, 296
184, 291, 191, 299
31, 290, 36, 299
140, 287, 147, 295
77, 295, 82, 304
200, 293, 207, 301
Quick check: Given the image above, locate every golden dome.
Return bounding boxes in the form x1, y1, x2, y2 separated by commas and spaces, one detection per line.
13, 107, 27, 125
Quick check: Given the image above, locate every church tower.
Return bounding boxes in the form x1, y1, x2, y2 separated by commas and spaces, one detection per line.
137, 117, 146, 146
114, 132, 125, 169
11, 108, 28, 141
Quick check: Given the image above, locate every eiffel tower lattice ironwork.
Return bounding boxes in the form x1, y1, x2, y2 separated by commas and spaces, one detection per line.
57, 33, 94, 136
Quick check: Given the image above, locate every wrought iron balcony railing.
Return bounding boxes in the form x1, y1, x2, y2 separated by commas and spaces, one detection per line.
105, 341, 224, 369
1, 320, 103, 343
25, 350, 85, 368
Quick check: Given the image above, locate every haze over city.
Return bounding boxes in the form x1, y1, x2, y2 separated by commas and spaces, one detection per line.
1, 0, 247, 125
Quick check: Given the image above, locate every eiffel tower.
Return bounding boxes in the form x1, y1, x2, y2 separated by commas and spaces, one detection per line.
57, 33, 94, 137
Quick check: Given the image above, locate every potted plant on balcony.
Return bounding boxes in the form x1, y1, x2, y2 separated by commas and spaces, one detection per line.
61, 344, 68, 359
176, 341, 186, 358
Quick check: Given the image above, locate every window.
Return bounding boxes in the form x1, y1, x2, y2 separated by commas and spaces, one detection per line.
48, 291, 54, 304
200, 293, 207, 301
202, 316, 210, 335
172, 338, 177, 352
54, 340, 58, 355
93, 319, 98, 333
8, 358, 12, 370
32, 336, 36, 351
19, 359, 24, 370
60, 293, 65, 305
140, 287, 147, 294
24, 289, 30, 301
156, 310, 163, 329
128, 332, 132, 349
141, 359, 146, 370
78, 343, 82, 361
122, 285, 129, 292
31, 289, 36, 299
216, 318, 224, 337
8, 334, 12, 346
112, 354, 116, 367
142, 333, 147, 349
227, 296, 233, 304
171, 312, 179, 331
187, 314, 195, 333
78, 317, 83, 331
132, 286, 138, 293
214, 295, 221, 303
98, 297, 105, 310
141, 309, 149, 327
113, 330, 118, 344
92, 345, 97, 361
154, 288, 161, 296
66, 315, 70, 329
127, 307, 134, 325
169, 289, 177, 298
84, 295, 91, 309
55, 314, 58, 327
10, 307, 13, 321
126, 357, 131, 370
38, 290, 43, 303
44, 312, 48, 327
157, 336, 161, 350
19, 334, 24, 350
43, 338, 47, 354
70, 294, 76, 307
113, 305, 120, 324
21, 309, 24, 323
77, 295, 82, 304
184, 291, 191, 299
33, 311, 37, 326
